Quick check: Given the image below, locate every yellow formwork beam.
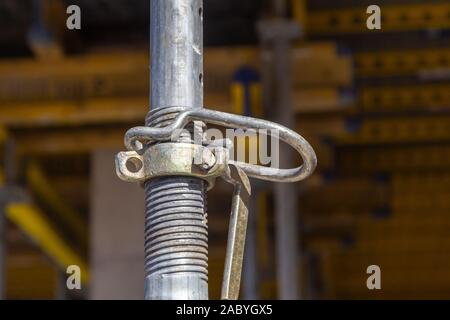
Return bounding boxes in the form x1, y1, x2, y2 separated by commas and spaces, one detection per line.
1, 132, 87, 288
14, 126, 126, 155
0, 88, 352, 128
6, 203, 89, 284
0, 45, 352, 127
0, 97, 148, 128
293, 87, 353, 113
292, 53, 353, 87
10, 114, 347, 156
0, 46, 340, 104
337, 115, 450, 145
360, 83, 450, 112
303, 2, 450, 35
338, 145, 450, 173
26, 162, 88, 248
356, 48, 450, 77
0, 52, 148, 107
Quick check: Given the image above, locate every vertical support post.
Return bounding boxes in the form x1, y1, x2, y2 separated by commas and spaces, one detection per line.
145, 0, 208, 300
273, 32, 301, 301
273, 45, 301, 299
259, 0, 302, 299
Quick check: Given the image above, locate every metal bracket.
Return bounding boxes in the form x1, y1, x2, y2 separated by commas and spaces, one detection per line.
116, 106, 317, 300
116, 143, 229, 190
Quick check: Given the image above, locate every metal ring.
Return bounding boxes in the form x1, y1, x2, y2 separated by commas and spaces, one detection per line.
115, 143, 229, 190
124, 108, 317, 183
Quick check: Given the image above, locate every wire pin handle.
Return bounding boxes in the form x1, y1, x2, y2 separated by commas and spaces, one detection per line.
124, 107, 318, 183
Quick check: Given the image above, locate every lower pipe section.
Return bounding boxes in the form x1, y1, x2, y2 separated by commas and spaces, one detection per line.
144, 177, 208, 300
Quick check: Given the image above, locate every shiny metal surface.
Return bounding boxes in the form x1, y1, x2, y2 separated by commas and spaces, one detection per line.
145, 0, 208, 300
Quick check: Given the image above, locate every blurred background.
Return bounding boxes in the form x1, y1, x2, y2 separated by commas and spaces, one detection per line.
0, 0, 450, 300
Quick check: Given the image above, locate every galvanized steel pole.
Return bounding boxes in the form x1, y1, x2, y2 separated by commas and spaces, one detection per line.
145, 0, 208, 300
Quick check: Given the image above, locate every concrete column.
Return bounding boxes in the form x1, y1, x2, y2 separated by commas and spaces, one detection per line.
90, 149, 144, 300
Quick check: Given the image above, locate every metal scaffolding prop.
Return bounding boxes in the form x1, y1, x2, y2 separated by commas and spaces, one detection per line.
116, 0, 317, 300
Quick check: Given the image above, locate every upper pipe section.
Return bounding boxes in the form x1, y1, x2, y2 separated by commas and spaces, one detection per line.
150, 0, 204, 110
